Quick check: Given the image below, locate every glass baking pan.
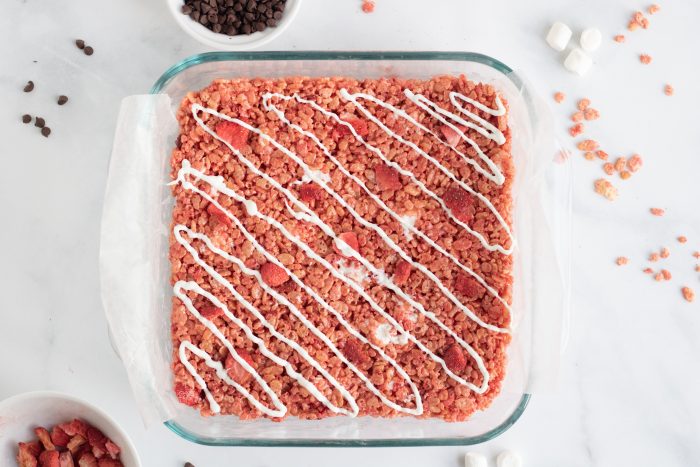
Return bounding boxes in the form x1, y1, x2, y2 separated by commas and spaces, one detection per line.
102, 51, 569, 447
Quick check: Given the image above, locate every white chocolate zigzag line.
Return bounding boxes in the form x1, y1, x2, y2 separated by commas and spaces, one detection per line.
184, 106, 491, 393
403, 89, 505, 179
338, 89, 514, 255
174, 229, 361, 416
449, 91, 506, 117
173, 281, 288, 417
261, 92, 512, 315
174, 204, 422, 415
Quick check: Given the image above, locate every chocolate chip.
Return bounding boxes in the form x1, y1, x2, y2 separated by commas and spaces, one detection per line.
181, 4, 193, 14
23, 80, 34, 92
182, 0, 287, 36
57, 95, 69, 105
22, 114, 32, 124
34, 117, 45, 128
75, 39, 85, 49
84, 46, 94, 56
41, 127, 51, 137
184, 463, 195, 467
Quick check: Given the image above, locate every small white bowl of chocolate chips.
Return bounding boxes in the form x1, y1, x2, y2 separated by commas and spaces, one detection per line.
167, 0, 302, 50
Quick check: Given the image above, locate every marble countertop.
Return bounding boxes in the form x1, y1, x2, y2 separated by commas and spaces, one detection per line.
1, 0, 698, 465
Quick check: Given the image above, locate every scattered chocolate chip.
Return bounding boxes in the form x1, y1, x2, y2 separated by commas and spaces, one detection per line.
22, 114, 32, 124
75, 39, 85, 49
181, 0, 287, 36
23, 80, 35, 92
57, 95, 69, 105
41, 127, 51, 137
184, 463, 195, 467
34, 117, 45, 128
84, 46, 94, 56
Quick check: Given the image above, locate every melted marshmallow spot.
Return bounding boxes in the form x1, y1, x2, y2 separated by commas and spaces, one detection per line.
374, 323, 409, 346
398, 214, 417, 240
336, 259, 369, 285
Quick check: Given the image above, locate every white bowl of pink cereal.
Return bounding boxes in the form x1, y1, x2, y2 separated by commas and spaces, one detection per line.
0, 391, 141, 466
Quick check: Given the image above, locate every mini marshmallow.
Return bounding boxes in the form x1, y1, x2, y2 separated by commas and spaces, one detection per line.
580, 28, 602, 52
546, 22, 572, 51
496, 451, 523, 467
464, 452, 488, 467
564, 48, 593, 75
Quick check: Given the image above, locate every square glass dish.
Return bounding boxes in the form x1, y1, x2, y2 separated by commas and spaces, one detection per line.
101, 51, 570, 447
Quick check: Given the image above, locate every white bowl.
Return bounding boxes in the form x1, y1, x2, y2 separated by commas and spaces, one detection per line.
166, 0, 302, 50
0, 391, 141, 466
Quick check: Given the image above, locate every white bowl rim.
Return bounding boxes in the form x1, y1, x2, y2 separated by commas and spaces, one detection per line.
166, 0, 303, 51
0, 390, 142, 466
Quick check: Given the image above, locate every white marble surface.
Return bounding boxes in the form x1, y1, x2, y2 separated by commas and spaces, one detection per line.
1, 0, 699, 466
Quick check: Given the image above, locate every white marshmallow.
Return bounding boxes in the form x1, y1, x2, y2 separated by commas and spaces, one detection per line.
580, 28, 602, 52
546, 22, 572, 51
564, 48, 593, 75
464, 452, 488, 467
496, 450, 523, 467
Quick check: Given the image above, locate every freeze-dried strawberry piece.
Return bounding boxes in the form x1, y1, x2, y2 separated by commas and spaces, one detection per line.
225, 348, 256, 384
67, 435, 86, 454
594, 179, 618, 201
440, 124, 466, 146
393, 259, 411, 285
39, 451, 60, 467
336, 116, 369, 138
361, 0, 375, 13
104, 440, 120, 460
97, 459, 123, 467
50, 426, 71, 448
87, 427, 107, 459
206, 203, 232, 226
215, 121, 250, 150
17, 442, 39, 467
299, 183, 322, 202
569, 123, 584, 137
342, 339, 369, 365
174, 382, 200, 407
35, 427, 56, 451
58, 451, 75, 467
443, 186, 474, 223
333, 232, 360, 257
59, 420, 87, 438
260, 262, 289, 287
199, 304, 224, 320
374, 164, 402, 191
443, 343, 467, 373
77, 453, 97, 467
553, 92, 565, 103
455, 273, 485, 299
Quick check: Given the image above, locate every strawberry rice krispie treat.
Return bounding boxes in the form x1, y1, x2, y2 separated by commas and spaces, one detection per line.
168, 75, 515, 422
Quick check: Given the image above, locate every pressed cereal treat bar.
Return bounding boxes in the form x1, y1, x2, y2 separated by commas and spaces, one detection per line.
168, 75, 515, 422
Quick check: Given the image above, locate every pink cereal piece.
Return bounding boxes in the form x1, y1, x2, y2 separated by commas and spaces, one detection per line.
694, 251, 700, 259
654, 272, 664, 281
361, 0, 375, 13
569, 123, 584, 137
633, 11, 645, 23
661, 269, 672, 280
640, 54, 652, 65
696, 265, 700, 272
649, 252, 660, 262
648, 4, 660, 14
627, 154, 643, 172
596, 150, 609, 160
660, 247, 670, 258
554, 92, 565, 103
643, 267, 653, 274
577, 98, 591, 111
614, 34, 626, 43
664, 84, 674, 96
583, 151, 595, 161
682, 286, 695, 303
584, 108, 600, 121
594, 179, 618, 201
620, 170, 631, 180
603, 162, 615, 175
613, 157, 627, 172
577, 139, 598, 151
616, 257, 629, 266
677, 236, 687, 243
640, 17, 650, 29
571, 111, 584, 122
650, 207, 665, 216
628, 21, 640, 31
